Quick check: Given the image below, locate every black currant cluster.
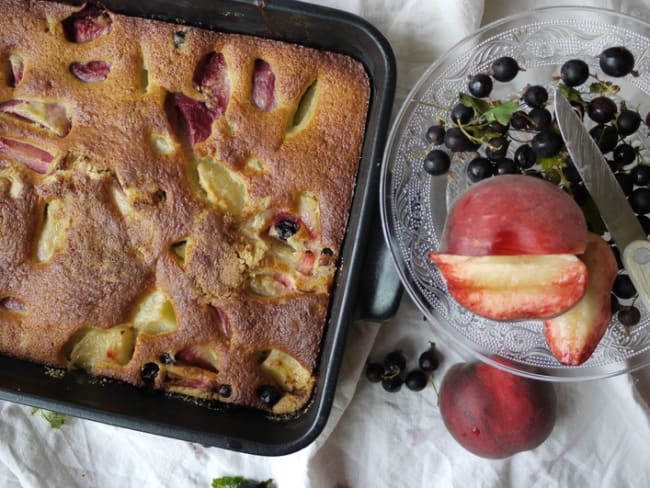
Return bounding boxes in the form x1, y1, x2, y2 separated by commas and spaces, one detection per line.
421, 46, 648, 326
365, 343, 440, 393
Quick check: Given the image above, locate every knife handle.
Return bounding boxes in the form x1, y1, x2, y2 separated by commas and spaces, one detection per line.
622, 240, 650, 314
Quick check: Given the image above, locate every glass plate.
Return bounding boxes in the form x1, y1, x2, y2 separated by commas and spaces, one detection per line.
380, 6, 650, 380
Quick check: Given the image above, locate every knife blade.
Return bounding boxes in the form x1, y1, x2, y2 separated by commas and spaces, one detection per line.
554, 88, 650, 312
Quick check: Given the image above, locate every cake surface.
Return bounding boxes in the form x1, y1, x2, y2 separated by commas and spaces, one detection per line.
0, 0, 370, 413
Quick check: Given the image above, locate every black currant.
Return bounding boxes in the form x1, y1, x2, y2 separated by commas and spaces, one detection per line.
611, 294, 620, 314
381, 375, 403, 393
494, 158, 518, 175
572, 183, 589, 206
613, 273, 636, 299
589, 124, 618, 154
523, 85, 548, 108
510, 111, 528, 130
425, 124, 446, 145
527, 108, 552, 130
617, 109, 641, 136
618, 305, 641, 326
615, 172, 634, 196
635, 164, 650, 186
405, 370, 428, 391
629, 187, 650, 214
639, 214, 650, 235
514, 144, 536, 169
614, 143, 637, 166
140, 362, 159, 383
599, 46, 635, 77
258, 385, 283, 407
159, 352, 175, 364
563, 160, 581, 184
418, 344, 439, 373
451, 102, 474, 125
384, 350, 407, 374
488, 121, 509, 134
423, 149, 451, 175
531, 130, 564, 158
588, 96, 617, 124
485, 136, 509, 161
468, 73, 493, 98
444, 127, 479, 152
491, 56, 520, 82
560, 59, 589, 87
365, 362, 384, 383
467, 157, 493, 182
218, 384, 232, 398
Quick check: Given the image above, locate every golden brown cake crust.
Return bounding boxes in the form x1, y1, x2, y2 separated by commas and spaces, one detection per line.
0, 0, 370, 413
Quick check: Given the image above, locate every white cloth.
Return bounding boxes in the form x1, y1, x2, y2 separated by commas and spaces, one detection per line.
3, 1, 650, 487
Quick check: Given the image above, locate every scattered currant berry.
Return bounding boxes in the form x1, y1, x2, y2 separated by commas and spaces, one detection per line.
491, 56, 520, 82
494, 158, 518, 175
218, 384, 232, 398
615, 172, 634, 196
638, 214, 650, 235
468, 73, 493, 98
562, 161, 581, 184
423, 149, 451, 175
618, 305, 641, 326
405, 370, 428, 391
488, 121, 509, 134
485, 136, 509, 161
444, 127, 479, 152
617, 109, 641, 136
467, 157, 493, 182
384, 350, 407, 375
613, 273, 637, 299
630, 187, 650, 214
510, 111, 528, 130
140, 362, 159, 383
382, 375, 403, 393
514, 144, 536, 169
451, 102, 474, 124
560, 59, 589, 86
587, 96, 617, 124
425, 124, 446, 145
531, 131, 564, 158
527, 107, 552, 130
523, 85, 548, 108
630, 163, 650, 187
365, 362, 384, 383
614, 143, 637, 166
418, 343, 440, 373
599, 46, 635, 77
258, 385, 283, 407
589, 124, 618, 154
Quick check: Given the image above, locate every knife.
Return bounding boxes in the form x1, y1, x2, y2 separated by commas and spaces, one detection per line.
554, 88, 650, 313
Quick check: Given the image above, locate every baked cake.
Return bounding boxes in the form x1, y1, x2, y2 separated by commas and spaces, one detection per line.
0, 0, 370, 414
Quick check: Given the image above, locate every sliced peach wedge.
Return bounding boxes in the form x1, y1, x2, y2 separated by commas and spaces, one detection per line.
429, 253, 588, 321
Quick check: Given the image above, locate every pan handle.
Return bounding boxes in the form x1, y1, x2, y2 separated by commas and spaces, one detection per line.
354, 206, 403, 322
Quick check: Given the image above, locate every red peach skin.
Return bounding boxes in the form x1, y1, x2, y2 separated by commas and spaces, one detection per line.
0, 136, 55, 173
70, 60, 112, 82
0, 99, 71, 137
544, 233, 618, 365
252, 59, 276, 111
442, 175, 588, 256
193, 52, 231, 116
62, 3, 113, 43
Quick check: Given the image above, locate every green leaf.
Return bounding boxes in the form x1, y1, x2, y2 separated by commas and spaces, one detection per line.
482, 99, 519, 125
536, 155, 566, 172
589, 80, 620, 95
31, 408, 67, 429
211, 477, 274, 488
559, 84, 585, 106
458, 93, 491, 115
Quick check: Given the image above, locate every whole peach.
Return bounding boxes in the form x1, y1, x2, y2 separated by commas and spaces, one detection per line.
439, 361, 557, 459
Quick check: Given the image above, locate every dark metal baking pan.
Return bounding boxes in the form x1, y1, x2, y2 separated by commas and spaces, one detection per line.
0, 0, 398, 455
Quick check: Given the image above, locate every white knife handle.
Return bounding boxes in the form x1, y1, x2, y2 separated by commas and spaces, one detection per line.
622, 240, 650, 313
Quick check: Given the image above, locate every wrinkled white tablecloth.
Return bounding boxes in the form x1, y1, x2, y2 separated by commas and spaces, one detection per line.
3, 1, 650, 487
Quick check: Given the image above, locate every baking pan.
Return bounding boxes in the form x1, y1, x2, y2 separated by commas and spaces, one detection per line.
0, 0, 398, 455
